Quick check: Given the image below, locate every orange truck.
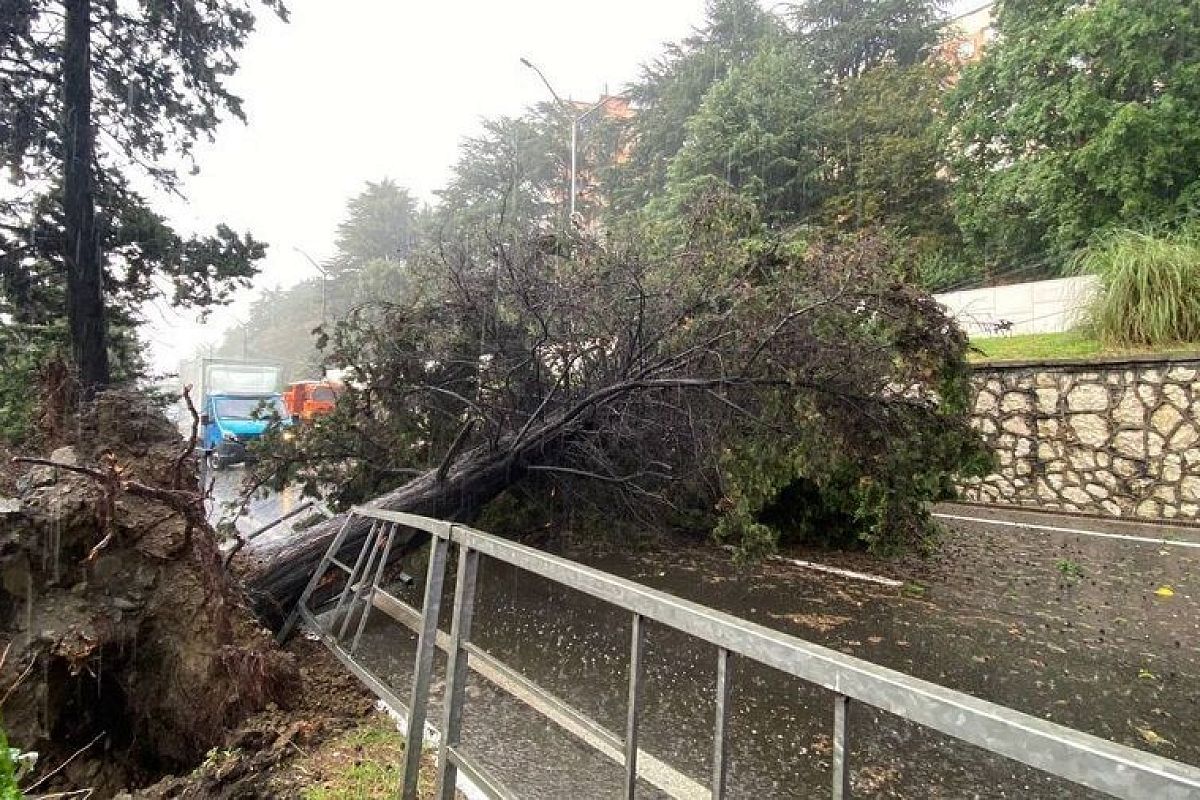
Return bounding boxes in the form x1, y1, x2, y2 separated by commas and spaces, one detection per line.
282, 380, 341, 422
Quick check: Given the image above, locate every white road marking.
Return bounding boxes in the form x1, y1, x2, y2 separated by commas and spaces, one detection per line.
934, 512, 1200, 549
768, 554, 905, 587
721, 545, 904, 587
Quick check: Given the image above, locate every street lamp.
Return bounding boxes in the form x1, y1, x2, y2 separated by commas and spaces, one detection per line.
293, 246, 328, 329
521, 57, 611, 221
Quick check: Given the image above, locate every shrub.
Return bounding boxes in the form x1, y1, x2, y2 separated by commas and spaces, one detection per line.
914, 248, 981, 293
1077, 227, 1200, 346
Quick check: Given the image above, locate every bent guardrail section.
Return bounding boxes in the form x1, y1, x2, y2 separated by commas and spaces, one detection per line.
281, 506, 1200, 800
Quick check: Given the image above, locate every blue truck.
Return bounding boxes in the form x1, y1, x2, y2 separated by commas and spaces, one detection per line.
182, 359, 293, 471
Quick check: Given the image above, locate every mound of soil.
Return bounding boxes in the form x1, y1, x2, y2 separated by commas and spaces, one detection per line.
0, 391, 297, 796
127, 635, 381, 799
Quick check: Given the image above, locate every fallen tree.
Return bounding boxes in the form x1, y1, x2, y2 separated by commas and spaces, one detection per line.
237, 204, 986, 623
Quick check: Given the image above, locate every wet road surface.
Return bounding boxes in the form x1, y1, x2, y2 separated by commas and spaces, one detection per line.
204, 464, 314, 538
312, 503, 1199, 798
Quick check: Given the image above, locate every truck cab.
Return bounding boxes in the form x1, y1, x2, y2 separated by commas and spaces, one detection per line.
282, 380, 341, 422
201, 392, 292, 470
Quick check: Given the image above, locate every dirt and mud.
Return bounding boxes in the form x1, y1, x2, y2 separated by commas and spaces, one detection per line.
126, 635, 396, 800
0, 391, 297, 797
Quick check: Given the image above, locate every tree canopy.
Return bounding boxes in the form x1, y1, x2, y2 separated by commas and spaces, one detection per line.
607, 0, 781, 212
255, 205, 984, 554
792, 0, 943, 80
0, 0, 284, 394
331, 179, 420, 275
945, 0, 1200, 266
666, 44, 823, 222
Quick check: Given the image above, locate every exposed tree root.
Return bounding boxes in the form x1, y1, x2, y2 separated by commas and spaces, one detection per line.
0, 390, 298, 798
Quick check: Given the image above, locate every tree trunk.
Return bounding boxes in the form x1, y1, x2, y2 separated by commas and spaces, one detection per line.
237, 445, 531, 626
63, 0, 110, 392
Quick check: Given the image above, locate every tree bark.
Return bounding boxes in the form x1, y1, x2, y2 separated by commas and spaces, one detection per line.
236, 443, 533, 626
62, 0, 110, 392
236, 374, 752, 625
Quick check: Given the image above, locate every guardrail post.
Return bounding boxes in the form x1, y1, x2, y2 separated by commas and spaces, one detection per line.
712, 646, 734, 799
623, 612, 645, 800
331, 519, 380, 637
401, 532, 450, 800
435, 541, 480, 800
832, 694, 851, 799
277, 512, 354, 642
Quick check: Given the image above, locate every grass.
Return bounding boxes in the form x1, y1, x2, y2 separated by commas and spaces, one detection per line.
297, 713, 438, 799
1055, 558, 1083, 579
969, 330, 1200, 362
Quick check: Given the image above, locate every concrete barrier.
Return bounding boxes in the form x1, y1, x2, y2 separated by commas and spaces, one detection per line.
935, 275, 1098, 336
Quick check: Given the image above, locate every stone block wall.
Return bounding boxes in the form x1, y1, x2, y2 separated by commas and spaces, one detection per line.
958, 355, 1200, 520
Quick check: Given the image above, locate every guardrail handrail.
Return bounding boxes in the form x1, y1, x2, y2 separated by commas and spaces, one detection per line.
281, 505, 1200, 800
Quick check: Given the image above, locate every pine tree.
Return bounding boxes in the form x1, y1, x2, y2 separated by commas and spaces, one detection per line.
0, 0, 285, 392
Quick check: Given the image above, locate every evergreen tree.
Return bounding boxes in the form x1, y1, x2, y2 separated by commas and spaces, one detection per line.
945, 0, 1200, 267
607, 0, 781, 212
332, 179, 420, 275
433, 107, 569, 243
665, 44, 823, 222
792, 0, 943, 81
0, 0, 284, 392
816, 62, 953, 236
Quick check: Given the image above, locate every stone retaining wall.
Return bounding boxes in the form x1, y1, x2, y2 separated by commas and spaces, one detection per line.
958, 354, 1200, 520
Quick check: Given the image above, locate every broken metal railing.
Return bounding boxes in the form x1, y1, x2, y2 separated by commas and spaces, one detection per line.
281, 506, 1200, 800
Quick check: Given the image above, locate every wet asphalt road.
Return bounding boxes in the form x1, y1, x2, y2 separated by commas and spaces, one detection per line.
204, 463, 310, 537
223, 483, 1199, 798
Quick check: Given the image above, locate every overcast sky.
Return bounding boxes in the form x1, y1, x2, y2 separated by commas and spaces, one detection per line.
143, 0, 986, 374
143, 0, 714, 371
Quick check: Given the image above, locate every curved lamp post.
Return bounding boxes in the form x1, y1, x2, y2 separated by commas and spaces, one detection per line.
520, 57, 610, 220
293, 246, 328, 329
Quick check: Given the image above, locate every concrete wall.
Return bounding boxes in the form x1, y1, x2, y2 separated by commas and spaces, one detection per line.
959, 355, 1200, 520
935, 275, 1098, 337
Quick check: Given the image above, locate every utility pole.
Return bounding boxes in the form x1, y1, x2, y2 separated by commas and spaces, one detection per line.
520, 58, 612, 221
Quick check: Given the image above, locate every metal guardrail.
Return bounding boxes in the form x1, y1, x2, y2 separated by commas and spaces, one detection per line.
281, 506, 1200, 800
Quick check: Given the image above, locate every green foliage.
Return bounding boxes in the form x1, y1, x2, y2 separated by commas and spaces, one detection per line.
791, 0, 943, 81
1077, 226, 1200, 346
712, 231, 987, 555
914, 247, 981, 292
945, 0, 1200, 267
0, 722, 23, 800
667, 44, 823, 222
331, 179, 419, 276
646, 5, 956, 261
0, 0, 280, 395
1056, 558, 1082, 579
816, 63, 954, 236
435, 108, 571, 238
263, 203, 984, 555
607, 0, 781, 212
0, 324, 61, 443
